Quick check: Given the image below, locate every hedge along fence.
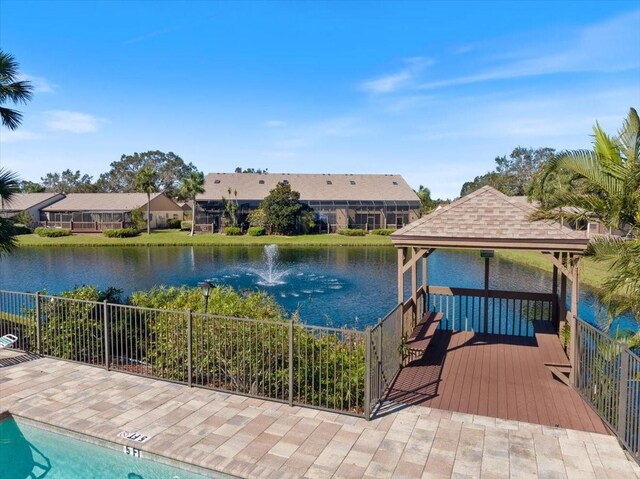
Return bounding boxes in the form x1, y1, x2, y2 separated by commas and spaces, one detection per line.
0, 288, 368, 416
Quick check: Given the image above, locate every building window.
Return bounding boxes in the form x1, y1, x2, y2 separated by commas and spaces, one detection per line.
350, 180, 356, 185
259, 180, 265, 184
327, 180, 332, 185
392, 181, 398, 185
214, 180, 221, 184
282, 179, 289, 184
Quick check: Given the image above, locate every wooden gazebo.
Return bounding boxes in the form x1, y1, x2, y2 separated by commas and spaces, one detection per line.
379, 186, 606, 431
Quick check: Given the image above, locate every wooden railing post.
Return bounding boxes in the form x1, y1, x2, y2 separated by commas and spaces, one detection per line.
35, 292, 41, 354
618, 349, 629, 442
364, 327, 372, 420
288, 320, 294, 406
187, 309, 193, 387
103, 300, 110, 370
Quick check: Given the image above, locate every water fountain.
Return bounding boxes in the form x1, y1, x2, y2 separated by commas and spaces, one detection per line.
255, 244, 288, 285
201, 244, 349, 325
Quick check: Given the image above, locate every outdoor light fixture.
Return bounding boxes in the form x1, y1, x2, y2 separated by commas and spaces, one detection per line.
198, 281, 213, 313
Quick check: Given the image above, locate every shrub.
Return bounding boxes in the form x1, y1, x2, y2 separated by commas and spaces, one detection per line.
336, 228, 366, 236
34, 227, 72, 237
247, 226, 265, 236
166, 218, 181, 229
370, 228, 394, 236
130, 207, 146, 231
12, 224, 32, 235
224, 226, 242, 236
103, 227, 140, 238
180, 220, 192, 231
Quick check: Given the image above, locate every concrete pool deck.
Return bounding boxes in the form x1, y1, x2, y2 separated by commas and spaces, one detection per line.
1, 353, 638, 479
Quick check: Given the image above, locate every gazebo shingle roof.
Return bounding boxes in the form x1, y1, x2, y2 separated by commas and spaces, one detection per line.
392, 186, 589, 252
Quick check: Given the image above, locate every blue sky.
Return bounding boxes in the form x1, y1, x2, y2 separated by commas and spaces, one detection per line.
1, 1, 639, 199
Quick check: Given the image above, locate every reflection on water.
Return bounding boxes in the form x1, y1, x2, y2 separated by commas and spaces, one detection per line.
0, 418, 51, 479
0, 246, 635, 330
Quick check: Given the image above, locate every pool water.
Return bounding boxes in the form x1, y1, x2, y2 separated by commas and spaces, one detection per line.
0, 417, 227, 479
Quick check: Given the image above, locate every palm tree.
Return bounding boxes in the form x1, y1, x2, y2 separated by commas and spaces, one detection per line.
0, 50, 34, 130
134, 167, 159, 235
179, 172, 205, 237
0, 168, 20, 254
534, 107, 640, 327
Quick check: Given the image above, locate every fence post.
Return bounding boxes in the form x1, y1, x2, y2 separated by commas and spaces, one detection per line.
35, 292, 41, 354
187, 310, 193, 387
364, 327, 372, 420
288, 320, 294, 406
618, 349, 629, 443
103, 300, 110, 371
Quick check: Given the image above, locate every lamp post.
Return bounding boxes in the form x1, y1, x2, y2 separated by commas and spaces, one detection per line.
198, 281, 213, 314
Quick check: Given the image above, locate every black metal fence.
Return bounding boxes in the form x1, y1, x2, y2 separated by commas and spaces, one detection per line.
0, 290, 366, 416
575, 317, 640, 462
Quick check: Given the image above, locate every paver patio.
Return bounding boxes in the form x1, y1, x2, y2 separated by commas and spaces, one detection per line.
1, 353, 638, 479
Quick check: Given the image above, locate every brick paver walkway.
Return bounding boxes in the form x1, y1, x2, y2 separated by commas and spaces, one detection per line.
1, 354, 638, 479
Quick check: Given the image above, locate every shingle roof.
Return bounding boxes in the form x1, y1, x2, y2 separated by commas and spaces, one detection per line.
392, 186, 589, 252
1, 193, 63, 212
42, 193, 163, 212
198, 173, 421, 202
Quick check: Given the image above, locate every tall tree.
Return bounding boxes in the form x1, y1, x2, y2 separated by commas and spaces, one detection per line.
98, 151, 197, 199
260, 182, 305, 235
416, 185, 436, 213
461, 147, 555, 197
223, 187, 239, 227
179, 171, 205, 237
41, 169, 98, 193
0, 168, 20, 253
134, 166, 159, 235
19, 180, 45, 193
534, 108, 640, 327
0, 50, 33, 131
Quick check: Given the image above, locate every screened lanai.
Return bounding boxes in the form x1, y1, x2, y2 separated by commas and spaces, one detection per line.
372, 186, 610, 433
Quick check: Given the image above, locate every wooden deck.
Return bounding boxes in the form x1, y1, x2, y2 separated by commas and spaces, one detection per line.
385, 324, 610, 434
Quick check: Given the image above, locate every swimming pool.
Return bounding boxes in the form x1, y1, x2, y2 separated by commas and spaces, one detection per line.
0, 416, 230, 479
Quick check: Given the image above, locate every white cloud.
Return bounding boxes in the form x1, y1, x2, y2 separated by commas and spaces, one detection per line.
264, 120, 286, 128
20, 74, 57, 93
44, 110, 105, 133
360, 57, 434, 94
0, 130, 40, 143
418, 10, 640, 91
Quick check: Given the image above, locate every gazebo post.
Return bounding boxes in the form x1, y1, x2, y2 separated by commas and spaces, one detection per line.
552, 252, 559, 331
560, 253, 568, 336
483, 256, 490, 333
422, 253, 428, 313
397, 248, 405, 305
411, 248, 418, 324
569, 253, 580, 385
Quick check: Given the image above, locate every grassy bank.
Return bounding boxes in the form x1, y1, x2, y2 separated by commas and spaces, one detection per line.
17, 229, 393, 247
495, 250, 610, 292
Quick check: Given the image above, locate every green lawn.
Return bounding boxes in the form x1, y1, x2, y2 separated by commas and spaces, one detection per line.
17, 229, 393, 247
495, 250, 611, 292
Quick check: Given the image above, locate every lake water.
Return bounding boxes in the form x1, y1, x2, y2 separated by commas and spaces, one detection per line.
0, 245, 635, 331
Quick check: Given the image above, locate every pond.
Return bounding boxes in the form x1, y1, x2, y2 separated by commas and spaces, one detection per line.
0, 245, 635, 332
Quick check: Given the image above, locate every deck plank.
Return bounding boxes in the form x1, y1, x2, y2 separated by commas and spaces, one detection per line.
387, 328, 609, 434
